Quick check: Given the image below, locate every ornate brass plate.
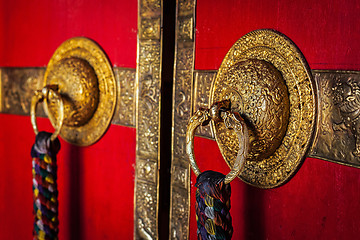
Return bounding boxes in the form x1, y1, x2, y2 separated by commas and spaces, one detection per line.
44, 37, 116, 146
309, 70, 360, 167
211, 29, 316, 188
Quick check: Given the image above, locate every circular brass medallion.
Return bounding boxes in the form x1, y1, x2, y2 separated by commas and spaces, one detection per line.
210, 29, 316, 188
44, 37, 116, 146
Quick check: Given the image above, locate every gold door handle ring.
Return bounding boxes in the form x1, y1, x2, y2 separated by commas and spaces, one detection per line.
186, 100, 250, 184
31, 86, 64, 142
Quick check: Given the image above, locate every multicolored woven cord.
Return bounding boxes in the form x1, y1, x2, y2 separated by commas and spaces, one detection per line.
195, 170, 233, 240
31, 132, 61, 240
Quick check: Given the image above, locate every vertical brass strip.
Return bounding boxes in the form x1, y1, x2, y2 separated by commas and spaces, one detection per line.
169, 0, 196, 239
134, 0, 162, 239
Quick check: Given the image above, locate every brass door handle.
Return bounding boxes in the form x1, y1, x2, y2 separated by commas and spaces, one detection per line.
189, 29, 316, 188
186, 100, 249, 184
31, 85, 64, 142
30, 37, 117, 146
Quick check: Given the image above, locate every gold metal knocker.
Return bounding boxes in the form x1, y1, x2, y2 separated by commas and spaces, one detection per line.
188, 28, 317, 240
188, 29, 316, 188
187, 100, 249, 184
31, 85, 64, 141
33, 37, 116, 146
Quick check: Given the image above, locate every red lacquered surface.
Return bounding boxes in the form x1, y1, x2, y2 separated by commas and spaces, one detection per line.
0, 1, 137, 239
191, 0, 360, 239
190, 137, 360, 239
0, 0, 137, 67
195, 0, 360, 71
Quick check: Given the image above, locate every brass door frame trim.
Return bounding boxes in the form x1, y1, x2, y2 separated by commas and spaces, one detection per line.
169, 0, 196, 239
134, 0, 163, 239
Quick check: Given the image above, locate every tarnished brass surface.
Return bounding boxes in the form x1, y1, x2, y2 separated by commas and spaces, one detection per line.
186, 101, 250, 184
309, 70, 360, 167
169, 0, 196, 239
134, 0, 162, 239
0, 67, 135, 127
211, 30, 316, 188
44, 37, 116, 146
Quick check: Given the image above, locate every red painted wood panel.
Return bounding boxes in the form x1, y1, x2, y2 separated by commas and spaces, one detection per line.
192, 0, 360, 239
195, 0, 360, 71
191, 138, 360, 239
0, 0, 137, 67
0, 0, 137, 239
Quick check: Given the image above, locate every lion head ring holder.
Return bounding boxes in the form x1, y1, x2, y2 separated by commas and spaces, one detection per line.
186, 29, 316, 239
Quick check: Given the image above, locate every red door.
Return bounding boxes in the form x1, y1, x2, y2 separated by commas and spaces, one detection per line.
189, 0, 360, 239
2, 1, 360, 239
0, 1, 137, 239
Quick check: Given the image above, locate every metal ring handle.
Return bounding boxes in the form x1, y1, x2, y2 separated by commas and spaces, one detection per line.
30, 86, 64, 142
186, 107, 249, 184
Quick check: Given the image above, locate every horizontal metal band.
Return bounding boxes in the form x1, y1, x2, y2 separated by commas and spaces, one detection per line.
309, 70, 360, 168
193, 69, 360, 168
2, 67, 360, 167
0, 67, 136, 128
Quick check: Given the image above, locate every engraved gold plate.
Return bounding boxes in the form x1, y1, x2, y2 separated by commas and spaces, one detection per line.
210, 29, 316, 188
44, 37, 116, 146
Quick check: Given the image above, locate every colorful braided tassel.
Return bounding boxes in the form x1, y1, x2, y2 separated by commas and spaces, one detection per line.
31, 132, 61, 240
195, 171, 233, 240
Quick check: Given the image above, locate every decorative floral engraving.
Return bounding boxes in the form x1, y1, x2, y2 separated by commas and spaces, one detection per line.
137, 41, 161, 156
211, 30, 316, 188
